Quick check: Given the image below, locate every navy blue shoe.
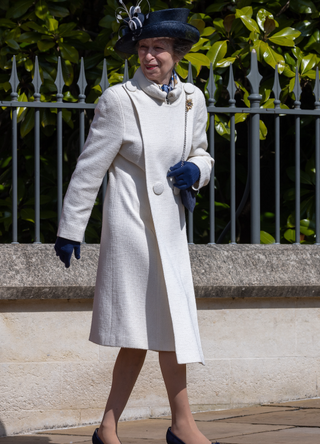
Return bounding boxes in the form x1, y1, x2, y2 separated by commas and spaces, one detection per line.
166, 427, 220, 444
92, 429, 104, 444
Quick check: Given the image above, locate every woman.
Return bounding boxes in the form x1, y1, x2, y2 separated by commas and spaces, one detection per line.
55, 5, 216, 444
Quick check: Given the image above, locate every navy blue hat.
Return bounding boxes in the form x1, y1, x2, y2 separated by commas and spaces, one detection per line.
114, 7, 200, 55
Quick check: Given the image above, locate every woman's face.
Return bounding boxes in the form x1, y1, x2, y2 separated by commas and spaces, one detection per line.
138, 38, 179, 85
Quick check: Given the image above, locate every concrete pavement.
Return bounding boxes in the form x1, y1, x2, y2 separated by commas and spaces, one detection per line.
1, 399, 319, 443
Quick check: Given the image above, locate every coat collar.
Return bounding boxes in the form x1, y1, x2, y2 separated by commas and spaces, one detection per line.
132, 67, 183, 103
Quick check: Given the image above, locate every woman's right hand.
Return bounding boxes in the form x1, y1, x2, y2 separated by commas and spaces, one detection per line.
54, 237, 81, 268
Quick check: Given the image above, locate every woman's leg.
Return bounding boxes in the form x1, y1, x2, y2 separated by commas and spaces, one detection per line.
159, 351, 211, 444
98, 347, 147, 444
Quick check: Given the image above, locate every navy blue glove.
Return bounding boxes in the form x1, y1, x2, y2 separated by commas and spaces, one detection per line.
167, 162, 200, 190
54, 237, 81, 268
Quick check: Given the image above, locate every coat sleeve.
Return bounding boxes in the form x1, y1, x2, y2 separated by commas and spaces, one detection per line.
57, 88, 124, 242
187, 88, 214, 190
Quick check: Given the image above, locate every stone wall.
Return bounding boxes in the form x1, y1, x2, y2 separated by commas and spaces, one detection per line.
1, 244, 320, 436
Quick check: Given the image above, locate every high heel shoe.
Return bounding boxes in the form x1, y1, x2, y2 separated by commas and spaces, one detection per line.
166, 427, 220, 444
92, 429, 104, 444
92, 428, 122, 444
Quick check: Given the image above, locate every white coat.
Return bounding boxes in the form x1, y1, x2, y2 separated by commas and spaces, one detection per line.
58, 68, 214, 364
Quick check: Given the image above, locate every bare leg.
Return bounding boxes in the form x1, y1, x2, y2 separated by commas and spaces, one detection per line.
159, 351, 211, 444
98, 347, 147, 444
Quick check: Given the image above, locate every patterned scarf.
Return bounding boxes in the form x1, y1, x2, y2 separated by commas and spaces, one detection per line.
160, 70, 178, 95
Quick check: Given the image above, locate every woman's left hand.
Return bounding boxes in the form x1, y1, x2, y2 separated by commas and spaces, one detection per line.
167, 162, 200, 190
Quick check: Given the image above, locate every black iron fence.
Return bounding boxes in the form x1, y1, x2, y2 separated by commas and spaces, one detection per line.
1, 51, 320, 244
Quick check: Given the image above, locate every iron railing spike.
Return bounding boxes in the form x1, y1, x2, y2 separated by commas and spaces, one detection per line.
32, 56, 42, 99
313, 67, 320, 103
54, 57, 65, 98
122, 59, 129, 83
272, 65, 281, 103
9, 55, 19, 98
207, 63, 216, 103
293, 66, 301, 103
100, 59, 110, 93
247, 49, 262, 95
77, 57, 88, 97
227, 63, 236, 104
187, 61, 193, 83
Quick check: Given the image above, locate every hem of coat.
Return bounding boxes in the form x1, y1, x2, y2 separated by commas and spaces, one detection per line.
89, 336, 205, 365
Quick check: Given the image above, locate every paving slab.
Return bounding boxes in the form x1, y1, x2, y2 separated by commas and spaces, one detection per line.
192, 406, 296, 421
221, 409, 320, 427
0, 435, 91, 444
264, 398, 320, 409
37, 426, 97, 436
217, 427, 320, 444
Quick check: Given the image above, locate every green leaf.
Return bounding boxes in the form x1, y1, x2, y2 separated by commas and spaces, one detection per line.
270, 27, 301, 40
184, 53, 210, 76
212, 18, 226, 35
284, 229, 296, 243
20, 208, 35, 223
301, 54, 317, 74
99, 15, 115, 29
256, 9, 276, 32
37, 40, 55, 51
25, 21, 49, 34
190, 38, 209, 52
259, 120, 268, 140
215, 114, 230, 140
190, 19, 206, 35
46, 17, 59, 32
175, 62, 188, 79
60, 43, 79, 63
206, 40, 227, 68
202, 27, 215, 37
6, 0, 34, 19
235, 113, 249, 124
261, 41, 285, 73
235, 7, 253, 19
216, 57, 236, 68
5, 38, 19, 50
35, 0, 49, 20
0, 19, 16, 28
290, 0, 317, 14
269, 37, 296, 47
235, 7, 260, 32
260, 231, 275, 244
304, 30, 320, 51
240, 16, 260, 33
206, 2, 226, 13
48, 4, 70, 18
252, 40, 264, 61
20, 108, 35, 138
224, 14, 235, 33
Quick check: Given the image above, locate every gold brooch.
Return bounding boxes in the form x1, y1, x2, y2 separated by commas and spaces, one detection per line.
186, 98, 193, 112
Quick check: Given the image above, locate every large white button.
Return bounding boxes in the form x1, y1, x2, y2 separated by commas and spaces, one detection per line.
153, 182, 164, 195
184, 83, 195, 94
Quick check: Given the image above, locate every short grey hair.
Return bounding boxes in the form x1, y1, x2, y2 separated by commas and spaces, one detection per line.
172, 38, 194, 60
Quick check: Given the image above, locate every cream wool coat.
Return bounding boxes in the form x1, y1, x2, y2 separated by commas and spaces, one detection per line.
58, 68, 214, 365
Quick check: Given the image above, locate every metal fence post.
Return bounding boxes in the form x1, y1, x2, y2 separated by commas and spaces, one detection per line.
314, 68, 320, 244
9, 55, 19, 244
32, 56, 42, 244
227, 64, 237, 244
247, 49, 262, 244
273, 66, 281, 244
55, 57, 65, 225
293, 67, 301, 244
207, 63, 216, 244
